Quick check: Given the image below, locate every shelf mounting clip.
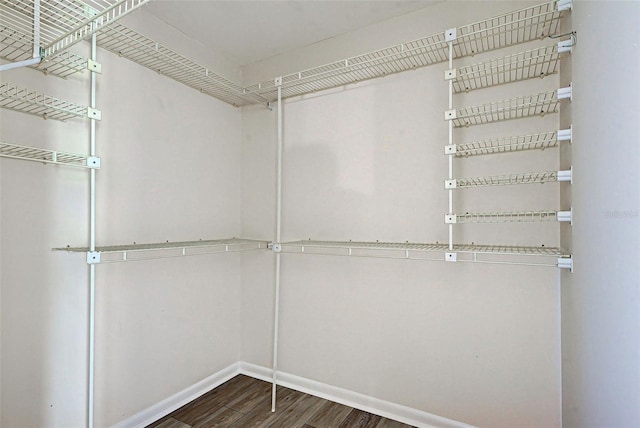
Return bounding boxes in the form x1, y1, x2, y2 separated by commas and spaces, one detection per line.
86, 251, 101, 264
558, 257, 573, 272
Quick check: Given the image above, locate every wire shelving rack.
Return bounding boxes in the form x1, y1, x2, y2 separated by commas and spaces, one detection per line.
0, 141, 99, 168
447, 210, 564, 223
452, 129, 571, 157
447, 169, 571, 188
0, 81, 100, 120
53, 238, 268, 263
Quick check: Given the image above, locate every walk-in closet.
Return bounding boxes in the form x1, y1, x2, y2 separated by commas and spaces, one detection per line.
1, 1, 638, 427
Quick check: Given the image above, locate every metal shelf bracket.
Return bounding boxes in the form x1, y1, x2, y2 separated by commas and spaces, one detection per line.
558, 0, 572, 12
557, 39, 574, 53
444, 109, 456, 120
445, 214, 457, 224
557, 167, 573, 183
558, 257, 573, 271
445, 252, 457, 262
444, 69, 456, 80
86, 252, 101, 264
557, 85, 572, 101
87, 59, 102, 74
557, 208, 573, 224
445, 179, 457, 189
558, 127, 572, 141
445, 28, 457, 42
444, 144, 457, 155
87, 157, 101, 169
87, 108, 102, 120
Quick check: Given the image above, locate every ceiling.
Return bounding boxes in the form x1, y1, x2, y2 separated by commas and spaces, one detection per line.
144, 0, 442, 67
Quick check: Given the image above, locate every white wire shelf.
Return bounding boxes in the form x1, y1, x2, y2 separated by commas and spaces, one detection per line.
53, 238, 268, 263
0, 82, 100, 120
445, 210, 570, 223
446, 169, 571, 189
280, 239, 570, 268
0, 141, 99, 168
445, 87, 570, 127
96, 23, 268, 107
244, 0, 568, 103
0, 20, 88, 77
449, 43, 568, 93
450, 129, 571, 157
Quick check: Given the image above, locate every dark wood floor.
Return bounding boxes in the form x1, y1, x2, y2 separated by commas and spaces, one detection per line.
147, 375, 416, 428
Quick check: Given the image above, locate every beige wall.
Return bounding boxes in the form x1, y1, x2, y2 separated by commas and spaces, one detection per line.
241, 2, 563, 426
0, 29, 244, 427
561, 1, 640, 426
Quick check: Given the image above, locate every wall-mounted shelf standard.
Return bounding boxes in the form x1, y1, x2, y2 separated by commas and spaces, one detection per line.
0, 82, 101, 120
0, 141, 100, 168
53, 238, 268, 264
445, 209, 572, 224
445, 169, 571, 189
96, 23, 267, 107
449, 129, 571, 157
445, 87, 571, 127
280, 240, 571, 268
448, 42, 571, 93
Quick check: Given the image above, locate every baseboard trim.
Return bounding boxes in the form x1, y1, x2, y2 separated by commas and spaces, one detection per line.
239, 362, 475, 428
113, 362, 241, 428
114, 361, 475, 428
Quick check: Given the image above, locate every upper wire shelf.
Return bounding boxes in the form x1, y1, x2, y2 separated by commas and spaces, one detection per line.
53, 238, 268, 263
0, 141, 98, 168
453, 129, 571, 157
0, 0, 149, 77
281, 239, 570, 268
0, 81, 99, 120
446, 87, 570, 127
447, 169, 571, 189
96, 23, 267, 107
244, 0, 569, 103
450, 43, 568, 93
447, 210, 563, 223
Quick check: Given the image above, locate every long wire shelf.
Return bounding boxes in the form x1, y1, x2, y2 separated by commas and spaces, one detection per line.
0, 141, 99, 168
446, 169, 571, 189
446, 87, 570, 127
243, 0, 569, 103
53, 238, 268, 263
452, 129, 571, 157
280, 239, 571, 268
0, 81, 99, 120
446, 210, 567, 223
96, 23, 268, 107
450, 43, 568, 93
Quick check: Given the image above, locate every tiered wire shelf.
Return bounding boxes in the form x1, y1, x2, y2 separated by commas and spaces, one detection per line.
0, 82, 100, 120
452, 129, 571, 157
446, 88, 570, 127
446, 169, 571, 188
0, 141, 99, 168
96, 23, 267, 107
446, 210, 568, 223
53, 238, 268, 263
280, 240, 570, 267
243, 0, 569, 103
450, 43, 567, 93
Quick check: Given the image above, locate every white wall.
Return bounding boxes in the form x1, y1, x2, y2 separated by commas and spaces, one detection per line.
241, 2, 563, 426
0, 22, 244, 428
561, 1, 640, 426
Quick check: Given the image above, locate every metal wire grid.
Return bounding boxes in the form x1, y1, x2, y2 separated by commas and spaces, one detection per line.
0, 2, 88, 77
452, 1, 562, 57
244, 1, 564, 103
454, 210, 558, 223
53, 238, 267, 253
452, 44, 562, 93
0, 82, 88, 120
455, 131, 559, 157
451, 90, 560, 127
454, 170, 559, 188
0, 141, 90, 167
96, 23, 267, 107
243, 33, 449, 101
281, 240, 566, 257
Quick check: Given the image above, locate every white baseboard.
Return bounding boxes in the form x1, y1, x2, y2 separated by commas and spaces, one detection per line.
114, 361, 475, 428
113, 362, 241, 428
239, 362, 475, 428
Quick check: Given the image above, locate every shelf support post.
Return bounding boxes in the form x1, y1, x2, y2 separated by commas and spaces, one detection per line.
271, 77, 283, 413
445, 29, 456, 258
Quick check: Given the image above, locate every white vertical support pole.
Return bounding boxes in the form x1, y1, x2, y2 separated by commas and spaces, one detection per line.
271, 83, 283, 412
33, 0, 41, 59
447, 41, 454, 251
87, 28, 98, 428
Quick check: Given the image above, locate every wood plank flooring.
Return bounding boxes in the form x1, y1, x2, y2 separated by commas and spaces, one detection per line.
147, 375, 416, 428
